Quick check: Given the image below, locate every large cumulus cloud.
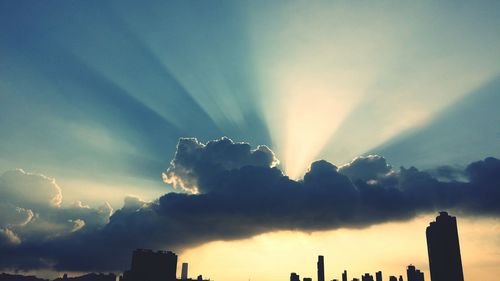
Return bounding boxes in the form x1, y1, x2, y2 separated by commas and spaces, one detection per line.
1, 138, 500, 272
162, 137, 279, 193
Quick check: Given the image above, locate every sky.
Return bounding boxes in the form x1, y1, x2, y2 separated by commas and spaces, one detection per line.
0, 1, 500, 281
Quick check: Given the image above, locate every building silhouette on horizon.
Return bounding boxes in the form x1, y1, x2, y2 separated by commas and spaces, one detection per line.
361, 273, 373, 281
123, 249, 177, 281
290, 273, 300, 281
406, 264, 424, 281
426, 212, 464, 281
317, 256, 325, 281
181, 263, 188, 280
341, 270, 347, 281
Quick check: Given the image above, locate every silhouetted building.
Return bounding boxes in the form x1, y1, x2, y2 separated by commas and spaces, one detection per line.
124, 249, 177, 281
342, 270, 347, 281
303, 277, 312, 281
398, 276, 403, 281
317, 256, 325, 281
181, 263, 188, 280
426, 212, 464, 281
361, 274, 373, 281
290, 273, 300, 281
389, 277, 397, 281
406, 265, 424, 281
375, 271, 382, 281
352, 279, 359, 281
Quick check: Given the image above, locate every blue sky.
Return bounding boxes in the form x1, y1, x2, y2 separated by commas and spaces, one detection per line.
1, 0, 499, 206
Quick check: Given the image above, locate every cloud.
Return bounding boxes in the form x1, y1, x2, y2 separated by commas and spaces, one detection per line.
69, 219, 86, 233
338, 155, 393, 182
0, 228, 21, 246
425, 165, 468, 182
1, 138, 500, 272
0, 169, 112, 269
162, 137, 279, 193
0, 169, 63, 208
0, 203, 34, 228
122, 195, 150, 211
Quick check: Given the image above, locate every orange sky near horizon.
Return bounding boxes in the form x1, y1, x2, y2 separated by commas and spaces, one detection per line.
180, 213, 500, 281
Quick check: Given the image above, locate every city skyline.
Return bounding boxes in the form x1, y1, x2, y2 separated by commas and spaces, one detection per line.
0, 212, 473, 281
287, 213, 463, 281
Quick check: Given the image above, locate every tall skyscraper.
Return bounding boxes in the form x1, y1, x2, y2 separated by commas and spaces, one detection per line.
375, 271, 382, 281
342, 270, 347, 281
406, 265, 424, 281
317, 256, 325, 281
181, 262, 188, 279
426, 212, 464, 281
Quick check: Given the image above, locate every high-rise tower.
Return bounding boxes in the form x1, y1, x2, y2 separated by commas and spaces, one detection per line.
181, 263, 188, 279
317, 256, 325, 281
406, 264, 424, 281
426, 212, 464, 281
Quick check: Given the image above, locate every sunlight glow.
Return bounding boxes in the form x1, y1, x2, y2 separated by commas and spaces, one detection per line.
278, 77, 360, 179
180, 214, 500, 281
249, 1, 500, 175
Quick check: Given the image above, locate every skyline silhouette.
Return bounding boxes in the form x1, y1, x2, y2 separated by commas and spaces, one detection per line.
287, 212, 470, 281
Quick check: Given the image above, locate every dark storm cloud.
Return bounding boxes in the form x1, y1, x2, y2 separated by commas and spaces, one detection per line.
1, 138, 500, 272
425, 165, 468, 182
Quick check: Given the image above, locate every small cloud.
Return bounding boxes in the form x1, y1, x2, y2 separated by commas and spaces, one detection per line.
69, 219, 86, 232
0, 228, 21, 246
0, 203, 34, 228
